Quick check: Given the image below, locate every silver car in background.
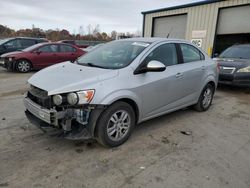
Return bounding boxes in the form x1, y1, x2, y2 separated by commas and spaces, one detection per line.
24, 38, 218, 147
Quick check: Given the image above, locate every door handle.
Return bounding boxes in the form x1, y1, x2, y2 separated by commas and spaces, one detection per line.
175, 72, 183, 78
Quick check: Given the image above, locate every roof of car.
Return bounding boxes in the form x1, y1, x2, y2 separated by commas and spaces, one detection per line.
35, 42, 79, 49
119, 37, 189, 43
58, 40, 74, 42
32, 42, 76, 45
233, 44, 250, 47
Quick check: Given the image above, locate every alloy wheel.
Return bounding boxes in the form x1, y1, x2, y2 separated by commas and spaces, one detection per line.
202, 87, 212, 108
17, 60, 30, 72
107, 110, 131, 142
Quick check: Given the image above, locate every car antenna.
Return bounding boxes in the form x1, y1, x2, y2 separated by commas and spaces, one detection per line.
166, 27, 173, 38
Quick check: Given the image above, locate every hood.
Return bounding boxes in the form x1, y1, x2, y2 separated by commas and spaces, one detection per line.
28, 62, 119, 95
1, 51, 24, 57
215, 58, 250, 69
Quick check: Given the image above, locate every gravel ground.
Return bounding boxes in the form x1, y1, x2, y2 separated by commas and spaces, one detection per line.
0, 67, 249, 188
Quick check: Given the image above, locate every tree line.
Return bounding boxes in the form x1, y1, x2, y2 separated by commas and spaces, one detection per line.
0, 24, 119, 41
0, 24, 141, 41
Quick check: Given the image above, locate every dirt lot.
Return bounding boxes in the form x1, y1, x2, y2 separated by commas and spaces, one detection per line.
0, 67, 249, 188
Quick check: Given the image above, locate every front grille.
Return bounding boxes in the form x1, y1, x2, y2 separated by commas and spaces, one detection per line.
27, 85, 51, 109
219, 75, 234, 81
219, 66, 235, 74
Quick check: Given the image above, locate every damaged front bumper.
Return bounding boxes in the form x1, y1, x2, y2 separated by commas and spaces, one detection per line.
0, 57, 15, 70
24, 97, 60, 125
23, 96, 105, 140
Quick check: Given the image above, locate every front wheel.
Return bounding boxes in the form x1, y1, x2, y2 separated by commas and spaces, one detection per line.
193, 83, 214, 112
96, 102, 135, 147
16, 60, 31, 73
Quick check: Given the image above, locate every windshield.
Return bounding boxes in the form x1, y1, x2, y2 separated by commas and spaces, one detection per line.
22, 43, 46, 52
0, 38, 11, 45
77, 40, 150, 69
219, 45, 250, 59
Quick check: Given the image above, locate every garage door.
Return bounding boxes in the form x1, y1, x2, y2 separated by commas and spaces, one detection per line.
217, 5, 250, 35
152, 14, 187, 39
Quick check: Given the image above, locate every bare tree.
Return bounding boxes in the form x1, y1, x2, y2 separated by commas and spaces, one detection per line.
79, 25, 84, 36
92, 24, 100, 37
86, 24, 92, 35
135, 29, 142, 37
111, 30, 117, 40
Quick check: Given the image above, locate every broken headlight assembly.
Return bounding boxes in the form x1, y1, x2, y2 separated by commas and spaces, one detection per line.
52, 94, 63, 106
52, 90, 95, 106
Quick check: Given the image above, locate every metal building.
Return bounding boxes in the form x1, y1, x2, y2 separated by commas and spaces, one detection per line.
142, 0, 250, 56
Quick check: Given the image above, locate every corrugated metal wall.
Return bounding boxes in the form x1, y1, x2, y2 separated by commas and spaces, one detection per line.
143, 0, 250, 55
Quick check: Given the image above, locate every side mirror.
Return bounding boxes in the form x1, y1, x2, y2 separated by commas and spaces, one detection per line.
33, 50, 41, 54
146, 60, 166, 72
134, 60, 166, 74
213, 53, 219, 58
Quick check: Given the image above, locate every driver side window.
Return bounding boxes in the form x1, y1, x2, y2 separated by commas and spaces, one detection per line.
4, 39, 22, 49
144, 43, 178, 66
38, 45, 59, 52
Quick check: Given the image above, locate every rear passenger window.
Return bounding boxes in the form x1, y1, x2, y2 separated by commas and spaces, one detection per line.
180, 44, 204, 63
20, 39, 35, 48
60, 45, 76, 52
144, 43, 178, 66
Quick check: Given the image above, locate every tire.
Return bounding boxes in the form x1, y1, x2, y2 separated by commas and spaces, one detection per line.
193, 83, 215, 112
96, 101, 136, 147
16, 59, 31, 73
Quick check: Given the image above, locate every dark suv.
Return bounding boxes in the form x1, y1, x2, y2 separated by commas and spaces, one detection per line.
0, 37, 48, 56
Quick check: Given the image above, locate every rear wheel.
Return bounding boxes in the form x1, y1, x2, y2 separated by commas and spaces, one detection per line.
96, 101, 135, 147
193, 83, 214, 112
16, 59, 31, 73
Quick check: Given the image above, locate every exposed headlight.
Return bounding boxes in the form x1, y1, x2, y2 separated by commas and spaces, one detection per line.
237, 66, 250, 73
67, 90, 95, 105
52, 95, 63, 106
9, 57, 14, 61
67, 92, 79, 105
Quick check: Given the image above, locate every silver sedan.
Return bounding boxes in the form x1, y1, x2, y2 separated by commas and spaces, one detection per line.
24, 38, 219, 147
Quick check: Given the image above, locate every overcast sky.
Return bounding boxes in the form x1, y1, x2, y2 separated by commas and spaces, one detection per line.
0, 0, 201, 34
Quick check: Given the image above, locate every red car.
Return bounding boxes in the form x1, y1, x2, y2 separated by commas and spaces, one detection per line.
58, 40, 88, 48
0, 42, 85, 72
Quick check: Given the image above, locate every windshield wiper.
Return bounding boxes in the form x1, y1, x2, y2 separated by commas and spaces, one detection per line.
85, 63, 106, 69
